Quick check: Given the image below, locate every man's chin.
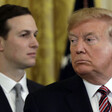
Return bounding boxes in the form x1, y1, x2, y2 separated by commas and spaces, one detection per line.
74, 64, 92, 73
75, 68, 93, 76
24, 62, 36, 68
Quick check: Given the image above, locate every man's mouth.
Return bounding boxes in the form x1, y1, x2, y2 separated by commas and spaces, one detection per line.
75, 60, 91, 64
27, 52, 36, 57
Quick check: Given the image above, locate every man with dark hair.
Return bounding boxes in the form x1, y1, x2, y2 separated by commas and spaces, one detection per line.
24, 7, 112, 112
0, 4, 43, 112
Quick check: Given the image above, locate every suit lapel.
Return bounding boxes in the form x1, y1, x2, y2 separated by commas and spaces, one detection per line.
27, 79, 43, 93
0, 86, 12, 112
64, 76, 93, 112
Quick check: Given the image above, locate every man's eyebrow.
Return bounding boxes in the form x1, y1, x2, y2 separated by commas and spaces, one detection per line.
18, 30, 38, 33
84, 32, 94, 37
83, 32, 98, 39
68, 32, 78, 39
35, 30, 38, 34
18, 30, 30, 34
68, 32, 75, 36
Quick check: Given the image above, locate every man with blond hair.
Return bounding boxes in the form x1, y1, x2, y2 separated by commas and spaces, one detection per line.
24, 7, 112, 112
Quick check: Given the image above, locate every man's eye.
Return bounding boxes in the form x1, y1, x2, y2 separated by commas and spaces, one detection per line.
70, 38, 78, 45
21, 33, 27, 37
71, 40, 75, 42
34, 34, 37, 38
20, 33, 30, 38
85, 36, 98, 45
87, 38, 94, 41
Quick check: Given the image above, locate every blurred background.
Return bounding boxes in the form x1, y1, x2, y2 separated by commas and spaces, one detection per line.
0, 0, 112, 85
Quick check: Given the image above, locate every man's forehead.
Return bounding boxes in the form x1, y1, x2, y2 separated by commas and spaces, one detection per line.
7, 15, 37, 31
7, 15, 34, 26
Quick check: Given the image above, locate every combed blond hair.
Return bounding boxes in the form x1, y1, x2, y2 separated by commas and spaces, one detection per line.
68, 7, 112, 32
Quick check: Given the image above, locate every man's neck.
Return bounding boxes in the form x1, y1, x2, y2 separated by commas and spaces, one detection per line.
0, 69, 25, 82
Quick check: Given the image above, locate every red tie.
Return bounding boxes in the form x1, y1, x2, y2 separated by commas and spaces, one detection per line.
98, 85, 112, 112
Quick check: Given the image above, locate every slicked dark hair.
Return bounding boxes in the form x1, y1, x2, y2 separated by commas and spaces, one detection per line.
0, 4, 32, 39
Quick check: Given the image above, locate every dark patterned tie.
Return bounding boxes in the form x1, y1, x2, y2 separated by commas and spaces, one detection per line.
98, 85, 112, 112
14, 84, 24, 112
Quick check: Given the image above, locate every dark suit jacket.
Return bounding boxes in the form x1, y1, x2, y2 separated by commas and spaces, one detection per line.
0, 79, 43, 112
24, 75, 93, 112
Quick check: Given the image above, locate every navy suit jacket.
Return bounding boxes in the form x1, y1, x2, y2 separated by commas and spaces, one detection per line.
24, 75, 93, 112
0, 79, 43, 112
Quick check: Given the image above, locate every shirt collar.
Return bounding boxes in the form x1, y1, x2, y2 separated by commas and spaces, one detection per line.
105, 78, 112, 93
0, 72, 27, 93
83, 78, 112, 98
83, 79, 101, 99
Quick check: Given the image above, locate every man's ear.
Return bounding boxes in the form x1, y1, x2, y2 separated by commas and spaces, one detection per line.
0, 37, 5, 51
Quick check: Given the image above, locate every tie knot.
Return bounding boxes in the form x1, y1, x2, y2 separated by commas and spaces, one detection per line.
98, 85, 110, 95
14, 84, 22, 97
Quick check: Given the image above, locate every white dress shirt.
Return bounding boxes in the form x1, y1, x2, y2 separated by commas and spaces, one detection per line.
0, 72, 29, 112
83, 78, 112, 112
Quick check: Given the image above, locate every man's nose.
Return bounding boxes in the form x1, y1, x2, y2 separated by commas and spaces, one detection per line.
75, 39, 86, 54
29, 36, 39, 49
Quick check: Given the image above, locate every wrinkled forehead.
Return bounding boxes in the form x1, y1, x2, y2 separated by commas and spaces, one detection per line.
68, 19, 110, 40
68, 18, 112, 33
